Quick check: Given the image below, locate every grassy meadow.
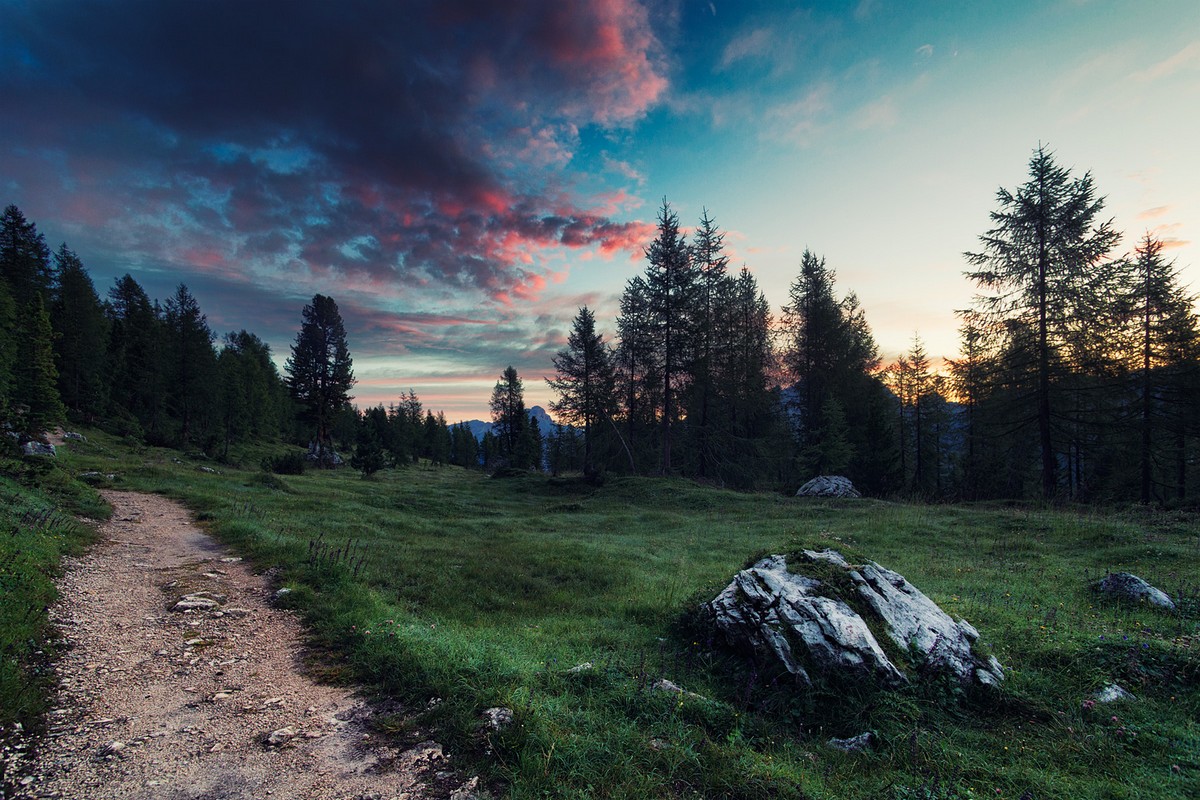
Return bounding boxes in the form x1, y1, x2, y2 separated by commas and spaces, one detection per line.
4, 430, 1199, 799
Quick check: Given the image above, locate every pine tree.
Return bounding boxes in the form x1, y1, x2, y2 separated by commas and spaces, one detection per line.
688, 209, 730, 477
0, 205, 53, 308
1126, 234, 1199, 503
0, 276, 16, 425
964, 145, 1122, 500
642, 199, 699, 474
285, 294, 355, 462
781, 250, 888, 487
615, 276, 658, 472
105, 274, 166, 439
547, 306, 617, 477
490, 366, 531, 469
12, 295, 66, 435
163, 284, 217, 443
50, 244, 108, 421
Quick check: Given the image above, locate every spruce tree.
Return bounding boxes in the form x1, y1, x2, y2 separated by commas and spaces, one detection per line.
547, 306, 617, 477
285, 294, 355, 462
163, 284, 216, 443
106, 274, 166, 439
642, 199, 699, 474
0, 276, 16, 425
50, 244, 108, 421
0, 205, 52, 308
964, 145, 1122, 500
489, 366, 531, 469
12, 295, 66, 435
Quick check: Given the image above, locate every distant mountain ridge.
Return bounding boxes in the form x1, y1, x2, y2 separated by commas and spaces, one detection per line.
456, 405, 557, 441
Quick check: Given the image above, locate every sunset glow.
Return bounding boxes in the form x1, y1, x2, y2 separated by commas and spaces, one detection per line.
3, 0, 1197, 420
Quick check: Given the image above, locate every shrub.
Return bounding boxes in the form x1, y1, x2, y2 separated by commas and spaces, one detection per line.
262, 451, 306, 475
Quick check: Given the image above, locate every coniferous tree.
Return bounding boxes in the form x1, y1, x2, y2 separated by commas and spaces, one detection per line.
0, 277, 16, 425
688, 209, 730, 477
0, 205, 53, 309
781, 250, 893, 490
615, 275, 658, 472
547, 306, 617, 477
50, 245, 108, 421
163, 284, 217, 444
105, 274, 166, 439
12, 295, 66, 435
1125, 234, 1199, 503
965, 145, 1122, 500
285, 294, 355, 462
642, 199, 700, 474
490, 366, 532, 469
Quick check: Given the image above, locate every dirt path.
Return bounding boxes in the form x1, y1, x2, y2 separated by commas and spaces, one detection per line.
12, 490, 472, 800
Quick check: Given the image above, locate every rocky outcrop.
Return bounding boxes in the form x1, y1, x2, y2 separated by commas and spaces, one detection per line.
707, 550, 1003, 690
795, 476, 860, 498
1094, 572, 1175, 611
21, 441, 56, 457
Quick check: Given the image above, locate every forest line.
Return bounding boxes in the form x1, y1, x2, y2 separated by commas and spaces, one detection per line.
2, 146, 1196, 504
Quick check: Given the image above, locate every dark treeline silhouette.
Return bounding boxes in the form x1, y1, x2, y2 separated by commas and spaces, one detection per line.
5, 144, 1198, 503
0, 204, 462, 471
547, 148, 1199, 504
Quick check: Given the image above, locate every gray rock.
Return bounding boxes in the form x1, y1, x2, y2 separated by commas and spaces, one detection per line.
21, 441, 56, 457
199, 466, 220, 474
483, 707, 513, 731
1095, 572, 1175, 610
709, 554, 904, 687
63, 431, 87, 442
172, 593, 223, 612
1094, 684, 1136, 703
796, 475, 860, 498
566, 662, 594, 674
265, 725, 298, 746
708, 551, 1003, 689
827, 732, 874, 752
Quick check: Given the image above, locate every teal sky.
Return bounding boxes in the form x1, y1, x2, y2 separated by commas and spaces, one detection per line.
3, 1, 1197, 419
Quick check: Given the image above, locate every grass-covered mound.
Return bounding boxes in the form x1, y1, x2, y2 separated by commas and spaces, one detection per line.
16, 430, 1200, 798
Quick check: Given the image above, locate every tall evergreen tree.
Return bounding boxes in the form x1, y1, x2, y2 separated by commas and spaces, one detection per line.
0, 273, 16, 425
0, 205, 53, 308
781, 250, 891, 489
615, 275, 658, 472
11, 295, 65, 435
688, 209, 730, 477
964, 145, 1122, 500
162, 284, 216, 443
489, 365, 533, 469
642, 199, 699, 474
285, 294, 355, 460
547, 306, 617, 477
50, 244, 108, 421
105, 274, 165, 439
1126, 234, 1199, 503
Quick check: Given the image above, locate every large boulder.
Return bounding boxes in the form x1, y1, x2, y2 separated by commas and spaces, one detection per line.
796, 476, 860, 498
1094, 572, 1175, 611
21, 441, 56, 457
707, 549, 1003, 689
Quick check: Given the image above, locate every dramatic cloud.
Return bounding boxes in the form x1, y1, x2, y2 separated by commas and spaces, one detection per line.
1, 0, 667, 311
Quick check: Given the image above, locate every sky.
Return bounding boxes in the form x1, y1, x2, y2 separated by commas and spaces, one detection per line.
3, 0, 1198, 422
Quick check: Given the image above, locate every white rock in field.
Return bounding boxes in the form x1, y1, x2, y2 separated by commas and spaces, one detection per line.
708, 550, 1003, 689
795, 475, 860, 498
1094, 684, 1136, 703
1094, 572, 1175, 610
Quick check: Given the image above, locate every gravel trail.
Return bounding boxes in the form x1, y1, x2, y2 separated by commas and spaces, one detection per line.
10, 490, 463, 800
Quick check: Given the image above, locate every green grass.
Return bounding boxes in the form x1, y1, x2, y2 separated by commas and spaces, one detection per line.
0, 448, 104, 735
17, 429, 1200, 798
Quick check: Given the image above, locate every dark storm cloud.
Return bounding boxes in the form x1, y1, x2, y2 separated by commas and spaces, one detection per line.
1, 0, 665, 303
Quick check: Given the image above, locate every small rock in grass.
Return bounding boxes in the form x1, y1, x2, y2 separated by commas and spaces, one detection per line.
566, 661, 594, 674
1094, 572, 1175, 611
1094, 684, 1136, 703
827, 732, 874, 753
483, 707, 513, 731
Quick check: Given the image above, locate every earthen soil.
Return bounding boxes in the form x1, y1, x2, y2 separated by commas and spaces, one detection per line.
10, 490, 456, 800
